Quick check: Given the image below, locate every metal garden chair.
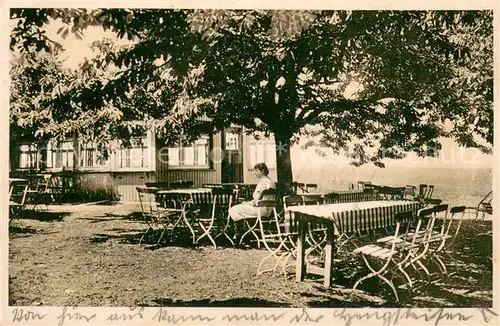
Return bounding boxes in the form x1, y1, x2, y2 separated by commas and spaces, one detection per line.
9, 182, 29, 227
471, 191, 493, 221
238, 188, 277, 247
193, 188, 235, 248
136, 187, 182, 245
213, 188, 239, 246
299, 195, 329, 264
427, 205, 467, 278
351, 209, 424, 301
256, 200, 298, 278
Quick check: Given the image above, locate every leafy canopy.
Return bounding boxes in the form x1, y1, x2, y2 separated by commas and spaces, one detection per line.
10, 9, 493, 168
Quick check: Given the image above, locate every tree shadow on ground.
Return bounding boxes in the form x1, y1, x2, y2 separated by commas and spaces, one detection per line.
78, 216, 124, 223
88, 230, 204, 251
14, 210, 70, 222
150, 297, 290, 307
9, 225, 38, 237
107, 212, 143, 221
89, 211, 262, 250
87, 201, 121, 206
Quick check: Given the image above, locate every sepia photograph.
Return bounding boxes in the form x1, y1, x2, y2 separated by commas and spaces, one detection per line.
6, 7, 495, 312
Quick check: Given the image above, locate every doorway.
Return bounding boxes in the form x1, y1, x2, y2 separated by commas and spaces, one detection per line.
221, 127, 243, 183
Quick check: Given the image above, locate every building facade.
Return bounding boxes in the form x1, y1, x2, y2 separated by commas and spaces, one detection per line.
12, 127, 277, 201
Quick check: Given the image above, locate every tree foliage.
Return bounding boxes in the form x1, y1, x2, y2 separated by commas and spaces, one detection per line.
10, 9, 493, 188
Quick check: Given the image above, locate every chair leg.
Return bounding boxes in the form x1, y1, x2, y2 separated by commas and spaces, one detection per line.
156, 228, 167, 245
279, 251, 295, 278
239, 219, 261, 247
429, 253, 447, 279
305, 230, 327, 262
214, 215, 235, 246
353, 254, 400, 302
395, 263, 413, 291
139, 227, 153, 245
196, 222, 218, 249
414, 260, 431, 282
182, 211, 197, 244
257, 241, 285, 275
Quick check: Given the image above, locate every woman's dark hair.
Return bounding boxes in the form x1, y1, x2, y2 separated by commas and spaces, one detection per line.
254, 162, 269, 176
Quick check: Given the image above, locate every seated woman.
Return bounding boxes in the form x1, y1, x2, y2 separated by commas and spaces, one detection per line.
229, 162, 276, 221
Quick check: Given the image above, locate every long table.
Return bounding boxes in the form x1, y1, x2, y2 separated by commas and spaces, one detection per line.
287, 200, 421, 287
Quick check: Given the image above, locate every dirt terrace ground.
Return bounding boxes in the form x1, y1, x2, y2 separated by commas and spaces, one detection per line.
9, 203, 492, 307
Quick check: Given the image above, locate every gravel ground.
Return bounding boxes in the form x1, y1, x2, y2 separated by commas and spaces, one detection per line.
9, 203, 492, 307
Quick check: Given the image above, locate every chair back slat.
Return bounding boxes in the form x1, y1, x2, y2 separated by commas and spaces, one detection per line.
10, 182, 29, 205
212, 187, 234, 205
256, 200, 277, 208
302, 194, 323, 205
426, 185, 435, 199
261, 188, 277, 201
136, 186, 159, 216
236, 184, 257, 200
283, 195, 303, 207
418, 207, 434, 218
145, 182, 169, 190
450, 206, 466, 214
170, 180, 194, 189
447, 205, 467, 244
419, 184, 428, 198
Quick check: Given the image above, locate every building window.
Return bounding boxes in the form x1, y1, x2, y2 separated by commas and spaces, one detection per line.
17, 130, 155, 172
249, 142, 276, 168
19, 143, 39, 169
79, 141, 109, 169
225, 131, 240, 150
46, 140, 57, 168
116, 136, 149, 169
57, 140, 74, 168
168, 136, 210, 168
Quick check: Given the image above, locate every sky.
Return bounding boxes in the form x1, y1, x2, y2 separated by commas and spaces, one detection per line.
18, 17, 494, 170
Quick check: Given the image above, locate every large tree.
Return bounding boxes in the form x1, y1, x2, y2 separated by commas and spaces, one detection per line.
10, 9, 493, 192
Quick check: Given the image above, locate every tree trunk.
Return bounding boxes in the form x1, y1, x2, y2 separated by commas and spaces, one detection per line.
273, 130, 294, 196
9, 139, 20, 174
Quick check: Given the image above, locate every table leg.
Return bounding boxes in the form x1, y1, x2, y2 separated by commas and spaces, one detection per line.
295, 214, 306, 282
324, 221, 334, 288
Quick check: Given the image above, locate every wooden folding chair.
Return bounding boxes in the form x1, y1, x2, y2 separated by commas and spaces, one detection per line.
403, 185, 416, 200
471, 191, 493, 221
194, 188, 234, 248
256, 200, 297, 278
305, 183, 318, 193
428, 205, 467, 278
9, 182, 29, 227
213, 188, 238, 246
136, 187, 182, 245
300, 195, 328, 263
352, 209, 418, 302
238, 188, 276, 247
291, 182, 305, 195
407, 205, 447, 281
